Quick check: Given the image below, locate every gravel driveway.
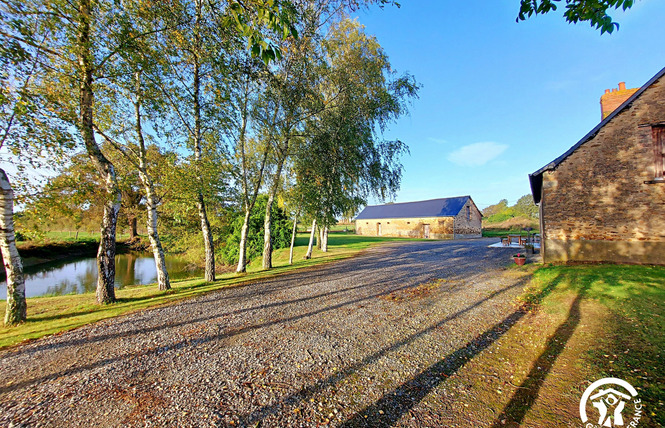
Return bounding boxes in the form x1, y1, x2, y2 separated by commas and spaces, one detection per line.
0, 238, 531, 427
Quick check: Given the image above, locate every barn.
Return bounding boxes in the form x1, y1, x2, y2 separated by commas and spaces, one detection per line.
529, 67, 665, 265
354, 196, 482, 239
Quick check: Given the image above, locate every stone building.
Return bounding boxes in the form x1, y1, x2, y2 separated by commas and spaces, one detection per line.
529, 67, 665, 265
354, 196, 482, 239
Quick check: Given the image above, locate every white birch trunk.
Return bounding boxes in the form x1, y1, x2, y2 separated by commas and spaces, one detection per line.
304, 219, 316, 259
134, 72, 170, 291
235, 71, 270, 273
97, 194, 121, 304
198, 196, 215, 281
321, 226, 329, 252
193, 0, 215, 282
262, 192, 275, 270
78, 0, 120, 304
145, 193, 170, 290
0, 169, 26, 325
138, 167, 170, 291
262, 156, 285, 270
317, 226, 323, 250
288, 212, 298, 265
236, 209, 252, 273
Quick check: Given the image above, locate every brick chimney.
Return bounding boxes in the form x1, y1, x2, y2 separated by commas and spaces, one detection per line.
600, 81, 639, 120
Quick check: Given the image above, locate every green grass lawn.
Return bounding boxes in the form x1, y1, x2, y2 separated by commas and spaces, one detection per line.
455, 263, 665, 426
28, 231, 132, 242
0, 233, 417, 349
481, 229, 539, 238
531, 264, 665, 426
328, 224, 355, 233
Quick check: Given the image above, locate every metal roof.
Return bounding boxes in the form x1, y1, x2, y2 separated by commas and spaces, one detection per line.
529, 66, 665, 204
355, 196, 471, 220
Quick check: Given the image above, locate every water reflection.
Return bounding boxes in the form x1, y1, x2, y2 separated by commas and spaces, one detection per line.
0, 253, 202, 299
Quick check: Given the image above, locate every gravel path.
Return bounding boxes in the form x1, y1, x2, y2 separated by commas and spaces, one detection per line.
0, 238, 531, 427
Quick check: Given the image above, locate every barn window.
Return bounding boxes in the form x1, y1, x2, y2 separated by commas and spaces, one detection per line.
653, 126, 665, 180
466, 206, 470, 221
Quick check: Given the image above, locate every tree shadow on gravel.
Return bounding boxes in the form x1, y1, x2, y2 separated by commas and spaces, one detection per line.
10, 240, 499, 356
489, 278, 589, 427
239, 276, 532, 425
0, 240, 517, 402
0, 270, 451, 394
14, 277, 397, 355
339, 274, 564, 428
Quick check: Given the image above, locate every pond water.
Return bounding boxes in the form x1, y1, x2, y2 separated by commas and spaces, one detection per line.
0, 253, 202, 299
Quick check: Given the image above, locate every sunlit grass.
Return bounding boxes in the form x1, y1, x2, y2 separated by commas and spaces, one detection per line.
20, 231, 132, 243
521, 264, 665, 426
0, 233, 416, 349
481, 229, 539, 238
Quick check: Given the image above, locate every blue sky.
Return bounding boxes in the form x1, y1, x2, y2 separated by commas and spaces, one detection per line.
355, 0, 665, 209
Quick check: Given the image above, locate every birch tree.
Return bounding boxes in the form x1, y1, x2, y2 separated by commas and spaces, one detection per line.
231, 65, 272, 273
0, 0, 147, 304
257, 8, 324, 269
0, 5, 73, 322
295, 18, 418, 249
146, 0, 225, 281
0, 171, 24, 324
96, 71, 173, 290
152, 0, 296, 277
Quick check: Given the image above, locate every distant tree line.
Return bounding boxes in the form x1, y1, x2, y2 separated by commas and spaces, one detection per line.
482, 195, 539, 224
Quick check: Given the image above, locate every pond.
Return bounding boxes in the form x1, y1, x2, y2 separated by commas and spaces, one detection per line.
0, 253, 202, 299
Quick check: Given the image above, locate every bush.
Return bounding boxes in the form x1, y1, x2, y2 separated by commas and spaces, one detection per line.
222, 195, 291, 265
14, 229, 45, 242
485, 211, 514, 223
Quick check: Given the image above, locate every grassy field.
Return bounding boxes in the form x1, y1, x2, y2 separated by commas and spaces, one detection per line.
22, 231, 132, 242
481, 229, 539, 238
451, 263, 665, 426
329, 223, 355, 233
0, 233, 416, 349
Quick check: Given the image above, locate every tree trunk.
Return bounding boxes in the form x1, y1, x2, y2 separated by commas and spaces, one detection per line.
321, 226, 329, 252
317, 226, 322, 250
0, 169, 26, 325
97, 197, 121, 304
304, 219, 316, 259
133, 75, 170, 291
128, 216, 138, 240
197, 196, 215, 281
234, 68, 270, 273
78, 0, 119, 304
288, 212, 298, 265
146, 191, 170, 290
236, 208, 252, 272
192, 0, 215, 282
262, 157, 286, 270
262, 194, 274, 270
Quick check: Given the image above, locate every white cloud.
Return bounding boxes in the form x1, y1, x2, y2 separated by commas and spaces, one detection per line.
447, 142, 508, 167
427, 137, 447, 145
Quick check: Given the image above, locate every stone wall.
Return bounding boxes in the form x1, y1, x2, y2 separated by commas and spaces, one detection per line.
355, 216, 455, 239
541, 77, 665, 265
453, 200, 482, 238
